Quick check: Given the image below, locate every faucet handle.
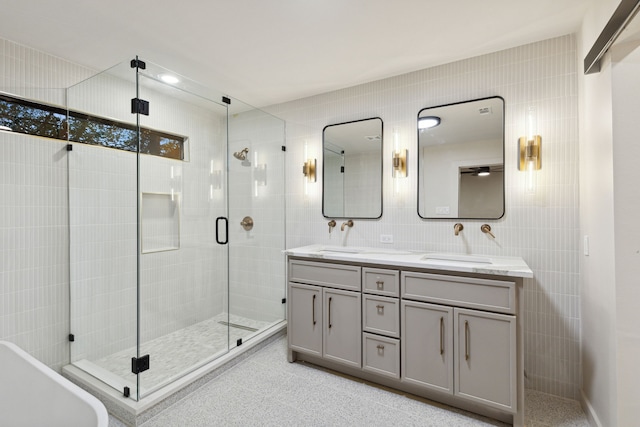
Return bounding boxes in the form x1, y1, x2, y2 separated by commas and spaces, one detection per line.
481, 224, 495, 238
328, 220, 336, 233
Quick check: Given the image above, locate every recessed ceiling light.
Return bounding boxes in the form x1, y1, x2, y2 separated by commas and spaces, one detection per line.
160, 74, 180, 84
418, 116, 441, 129
476, 166, 491, 176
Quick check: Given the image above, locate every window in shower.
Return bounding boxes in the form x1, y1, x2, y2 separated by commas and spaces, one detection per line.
0, 93, 187, 159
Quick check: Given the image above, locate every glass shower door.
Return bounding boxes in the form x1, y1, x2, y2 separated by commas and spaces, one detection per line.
135, 61, 230, 397
227, 100, 286, 348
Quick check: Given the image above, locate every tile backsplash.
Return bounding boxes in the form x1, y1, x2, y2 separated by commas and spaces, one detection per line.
1, 34, 580, 399
267, 35, 580, 399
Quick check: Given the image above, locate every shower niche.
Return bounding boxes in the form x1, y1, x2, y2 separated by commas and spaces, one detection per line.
64, 58, 286, 404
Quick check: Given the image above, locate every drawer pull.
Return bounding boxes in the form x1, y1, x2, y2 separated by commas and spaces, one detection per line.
376, 280, 384, 289
312, 294, 316, 325
376, 344, 385, 353
376, 304, 384, 313
328, 297, 333, 329
440, 317, 444, 355
464, 320, 470, 360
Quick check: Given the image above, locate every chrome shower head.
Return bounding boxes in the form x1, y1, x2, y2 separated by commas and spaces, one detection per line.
233, 148, 249, 161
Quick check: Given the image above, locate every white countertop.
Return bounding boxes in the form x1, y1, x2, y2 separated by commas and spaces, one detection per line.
285, 245, 533, 279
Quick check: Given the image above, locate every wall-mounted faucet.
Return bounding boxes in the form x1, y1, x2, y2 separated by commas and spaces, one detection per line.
481, 224, 495, 238
341, 220, 354, 231
454, 223, 464, 236
328, 220, 336, 233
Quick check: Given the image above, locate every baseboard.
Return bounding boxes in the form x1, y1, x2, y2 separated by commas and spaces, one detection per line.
580, 389, 603, 427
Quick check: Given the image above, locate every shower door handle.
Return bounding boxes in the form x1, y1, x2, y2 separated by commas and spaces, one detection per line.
216, 217, 228, 245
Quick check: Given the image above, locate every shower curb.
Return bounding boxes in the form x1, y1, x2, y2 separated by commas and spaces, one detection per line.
63, 322, 287, 426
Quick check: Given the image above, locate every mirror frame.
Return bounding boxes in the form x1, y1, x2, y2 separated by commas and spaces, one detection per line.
416, 96, 505, 220
322, 117, 383, 219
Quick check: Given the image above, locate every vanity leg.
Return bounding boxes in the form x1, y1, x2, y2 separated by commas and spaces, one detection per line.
287, 349, 296, 363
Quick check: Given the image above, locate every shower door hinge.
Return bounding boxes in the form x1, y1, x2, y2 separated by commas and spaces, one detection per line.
131, 354, 150, 374
66, 144, 73, 151
281, 298, 286, 304
340, 166, 345, 173
281, 146, 286, 152
68, 334, 75, 342
131, 98, 150, 116
123, 387, 130, 398
130, 59, 146, 69
222, 96, 231, 105
237, 338, 243, 347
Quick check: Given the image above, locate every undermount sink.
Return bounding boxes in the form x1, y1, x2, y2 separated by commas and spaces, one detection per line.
316, 247, 363, 254
420, 253, 492, 264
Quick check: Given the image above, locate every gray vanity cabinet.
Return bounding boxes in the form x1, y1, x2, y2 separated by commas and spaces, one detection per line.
323, 288, 361, 368
401, 300, 454, 394
287, 255, 525, 426
287, 260, 362, 369
455, 308, 516, 413
288, 283, 322, 357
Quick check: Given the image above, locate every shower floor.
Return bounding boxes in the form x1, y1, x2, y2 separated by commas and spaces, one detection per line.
74, 313, 275, 396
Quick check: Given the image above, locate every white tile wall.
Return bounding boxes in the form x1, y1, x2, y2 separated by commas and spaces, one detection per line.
1, 40, 95, 372
267, 35, 581, 399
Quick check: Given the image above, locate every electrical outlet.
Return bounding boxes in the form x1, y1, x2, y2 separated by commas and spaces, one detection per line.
380, 234, 393, 244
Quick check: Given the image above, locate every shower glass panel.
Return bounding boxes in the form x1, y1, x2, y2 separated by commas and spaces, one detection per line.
227, 100, 286, 347
67, 60, 142, 398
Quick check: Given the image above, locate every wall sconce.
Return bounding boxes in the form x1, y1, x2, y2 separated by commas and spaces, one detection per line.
518, 106, 542, 193
303, 158, 316, 182
392, 127, 408, 179
392, 149, 407, 178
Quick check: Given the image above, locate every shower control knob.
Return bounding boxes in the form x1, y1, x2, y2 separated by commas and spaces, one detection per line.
240, 216, 254, 231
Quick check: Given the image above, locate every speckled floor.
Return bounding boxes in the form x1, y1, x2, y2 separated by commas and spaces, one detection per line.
108, 336, 589, 427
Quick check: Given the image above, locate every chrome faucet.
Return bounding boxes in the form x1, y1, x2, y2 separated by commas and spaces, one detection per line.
454, 223, 464, 236
341, 220, 354, 231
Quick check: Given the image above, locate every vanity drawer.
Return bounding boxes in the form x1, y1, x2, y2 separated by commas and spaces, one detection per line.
363, 295, 400, 338
288, 259, 361, 291
401, 272, 516, 314
363, 333, 400, 379
363, 267, 400, 297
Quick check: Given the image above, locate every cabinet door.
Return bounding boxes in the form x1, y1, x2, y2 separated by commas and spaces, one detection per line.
401, 300, 453, 394
288, 283, 322, 357
454, 308, 516, 413
323, 288, 361, 368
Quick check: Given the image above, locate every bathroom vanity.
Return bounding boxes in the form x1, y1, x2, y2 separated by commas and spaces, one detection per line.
285, 245, 532, 426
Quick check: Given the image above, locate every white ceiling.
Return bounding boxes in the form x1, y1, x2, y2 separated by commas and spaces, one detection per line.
0, 0, 590, 108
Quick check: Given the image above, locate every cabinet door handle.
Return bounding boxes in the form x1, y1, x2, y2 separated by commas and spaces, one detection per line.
464, 320, 470, 360
440, 316, 444, 355
376, 280, 384, 289
376, 304, 384, 313
312, 294, 316, 325
328, 297, 333, 329
376, 344, 385, 351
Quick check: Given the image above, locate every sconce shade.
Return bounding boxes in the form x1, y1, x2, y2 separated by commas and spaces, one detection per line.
518, 135, 542, 170
392, 149, 408, 178
303, 158, 316, 182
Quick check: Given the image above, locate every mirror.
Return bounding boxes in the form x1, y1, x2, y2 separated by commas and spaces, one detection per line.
417, 97, 504, 219
323, 117, 383, 219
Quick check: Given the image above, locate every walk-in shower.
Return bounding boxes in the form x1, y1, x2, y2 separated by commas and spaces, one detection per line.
61, 57, 286, 408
